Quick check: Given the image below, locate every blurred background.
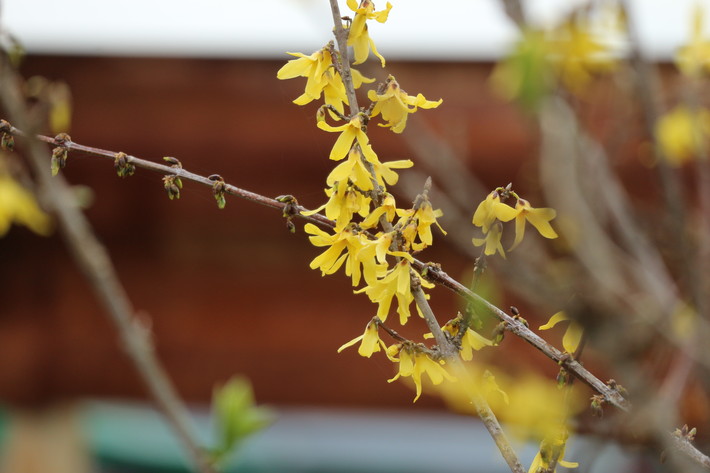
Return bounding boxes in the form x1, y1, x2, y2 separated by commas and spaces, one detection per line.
1, 0, 709, 472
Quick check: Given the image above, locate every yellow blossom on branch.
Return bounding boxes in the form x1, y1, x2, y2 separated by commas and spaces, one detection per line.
304, 223, 384, 286
338, 318, 386, 357
539, 311, 583, 354
346, 0, 393, 67
357, 260, 433, 324
424, 316, 493, 361
473, 221, 506, 258
472, 191, 518, 233
387, 343, 455, 402
277, 47, 374, 115
303, 180, 370, 231
367, 76, 442, 133
317, 114, 377, 162
326, 146, 376, 191
509, 198, 558, 250
396, 200, 446, 250
528, 429, 578, 473
361, 193, 398, 228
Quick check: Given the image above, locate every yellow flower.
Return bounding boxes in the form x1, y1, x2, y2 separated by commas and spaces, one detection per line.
338, 318, 386, 358
396, 200, 446, 250
546, 16, 618, 93
539, 311, 583, 354
371, 157, 413, 187
278, 47, 374, 115
361, 193, 397, 229
357, 260, 432, 324
473, 221, 506, 258
317, 115, 377, 162
277, 48, 333, 103
367, 76, 442, 133
326, 146, 377, 191
305, 223, 383, 286
472, 191, 518, 233
425, 316, 493, 361
656, 105, 710, 166
509, 199, 558, 250
0, 174, 52, 236
388, 344, 455, 402
346, 0, 392, 67
528, 429, 578, 473
304, 180, 371, 231
676, 6, 710, 77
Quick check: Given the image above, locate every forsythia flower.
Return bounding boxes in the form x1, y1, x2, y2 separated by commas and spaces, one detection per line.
277, 47, 374, 115
357, 260, 433, 325
396, 200, 446, 250
676, 6, 710, 77
367, 76, 442, 133
305, 223, 383, 286
528, 429, 578, 473
656, 105, 710, 166
473, 221, 506, 258
388, 343, 456, 402
326, 147, 413, 193
326, 147, 377, 191
509, 198, 558, 250
361, 193, 397, 228
304, 180, 371, 231
338, 318, 386, 357
539, 311, 583, 354
347, 0, 393, 67
424, 316, 493, 361
317, 115, 377, 162
546, 18, 617, 93
472, 191, 518, 233
0, 174, 52, 236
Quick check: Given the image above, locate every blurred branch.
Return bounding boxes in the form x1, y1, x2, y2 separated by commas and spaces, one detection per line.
671, 430, 710, 470
0, 62, 216, 473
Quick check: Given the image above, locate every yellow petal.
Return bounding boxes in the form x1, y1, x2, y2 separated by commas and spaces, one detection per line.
539, 311, 569, 330
562, 321, 584, 354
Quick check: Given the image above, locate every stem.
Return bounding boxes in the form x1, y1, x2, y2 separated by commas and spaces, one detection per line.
328, 0, 360, 117
412, 283, 525, 473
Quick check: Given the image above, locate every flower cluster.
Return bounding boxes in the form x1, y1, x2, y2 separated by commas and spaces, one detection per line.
277, 1, 459, 402
490, 4, 622, 108
472, 187, 558, 258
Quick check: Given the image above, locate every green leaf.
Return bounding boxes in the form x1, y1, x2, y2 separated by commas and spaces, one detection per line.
211, 376, 274, 462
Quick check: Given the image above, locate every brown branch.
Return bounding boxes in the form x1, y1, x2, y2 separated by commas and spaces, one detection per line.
0, 68, 216, 473
4, 124, 631, 412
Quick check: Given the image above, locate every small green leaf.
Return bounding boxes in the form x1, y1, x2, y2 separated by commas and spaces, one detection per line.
211, 376, 274, 462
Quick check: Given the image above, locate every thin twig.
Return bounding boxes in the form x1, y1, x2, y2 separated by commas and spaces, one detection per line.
328, 0, 360, 117
0, 63, 216, 473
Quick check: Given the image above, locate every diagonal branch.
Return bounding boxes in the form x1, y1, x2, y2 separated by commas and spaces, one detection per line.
3, 123, 630, 412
